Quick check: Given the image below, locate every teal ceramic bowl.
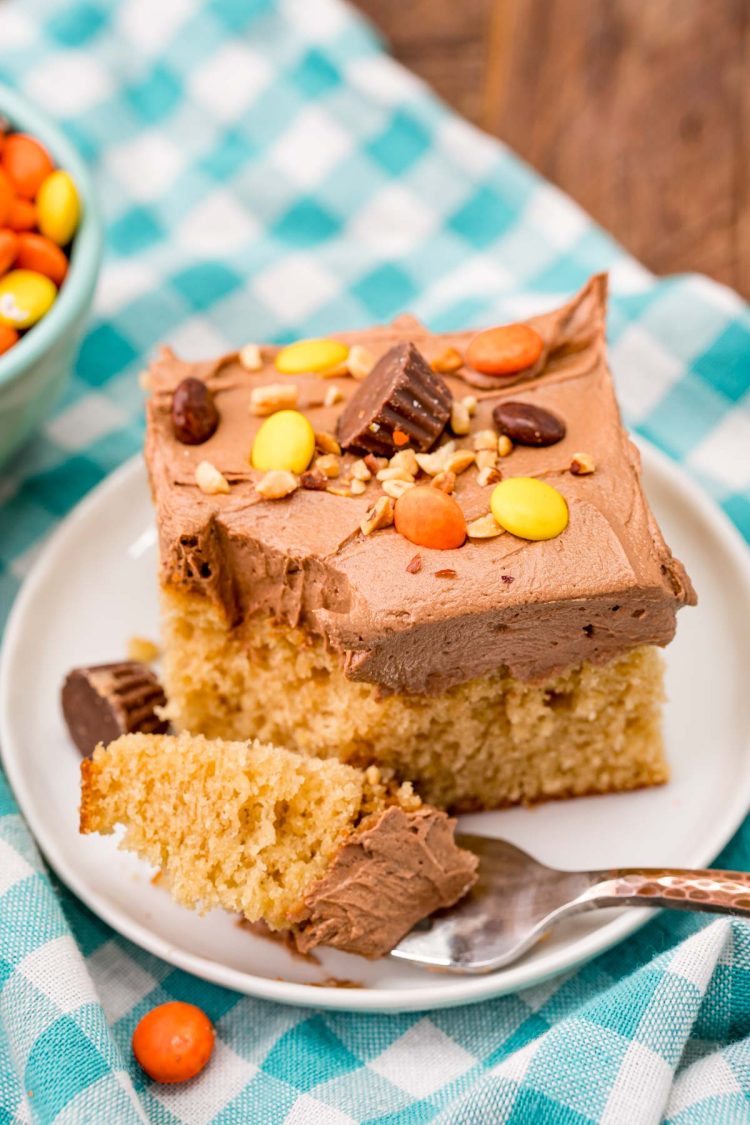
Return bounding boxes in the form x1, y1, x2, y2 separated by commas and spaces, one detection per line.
0, 84, 103, 469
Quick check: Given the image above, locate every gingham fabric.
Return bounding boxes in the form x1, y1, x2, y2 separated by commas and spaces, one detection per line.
0, 1, 749, 1122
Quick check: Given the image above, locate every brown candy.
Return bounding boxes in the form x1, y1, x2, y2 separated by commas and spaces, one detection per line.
61, 662, 168, 758
492, 401, 566, 447
336, 342, 451, 456
171, 377, 219, 445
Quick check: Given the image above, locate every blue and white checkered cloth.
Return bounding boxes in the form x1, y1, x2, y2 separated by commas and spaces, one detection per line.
1, 1, 749, 1122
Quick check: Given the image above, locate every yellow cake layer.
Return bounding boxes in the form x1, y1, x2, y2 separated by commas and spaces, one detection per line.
80, 731, 412, 929
159, 588, 668, 812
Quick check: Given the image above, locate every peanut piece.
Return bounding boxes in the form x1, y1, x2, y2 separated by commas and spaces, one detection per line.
314, 453, 341, 478
431, 470, 456, 494
467, 513, 504, 538
377, 466, 414, 483
239, 343, 263, 371
444, 449, 475, 475
249, 383, 298, 416
127, 636, 160, 663
477, 465, 502, 486
476, 449, 498, 471
315, 431, 341, 455
347, 344, 375, 381
570, 451, 596, 475
497, 434, 513, 457
450, 401, 472, 436
256, 470, 298, 499
350, 459, 372, 482
381, 478, 415, 500
389, 449, 419, 476
324, 384, 344, 407
462, 394, 478, 417
350, 478, 367, 495
361, 495, 395, 535
195, 460, 230, 495
473, 429, 498, 452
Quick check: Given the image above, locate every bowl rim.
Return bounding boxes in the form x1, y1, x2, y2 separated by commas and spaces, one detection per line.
0, 83, 103, 390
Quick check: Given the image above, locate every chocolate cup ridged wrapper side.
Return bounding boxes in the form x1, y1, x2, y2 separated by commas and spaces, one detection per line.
62, 662, 169, 758
336, 341, 452, 455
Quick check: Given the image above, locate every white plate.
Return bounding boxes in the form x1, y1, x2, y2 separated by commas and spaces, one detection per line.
2, 444, 750, 1012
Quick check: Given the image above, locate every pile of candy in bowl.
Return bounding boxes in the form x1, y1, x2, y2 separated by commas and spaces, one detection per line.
0, 120, 81, 356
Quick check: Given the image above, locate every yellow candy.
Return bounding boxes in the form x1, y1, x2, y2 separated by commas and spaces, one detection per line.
0, 270, 57, 328
490, 477, 568, 541
275, 338, 349, 375
36, 170, 80, 246
251, 409, 315, 474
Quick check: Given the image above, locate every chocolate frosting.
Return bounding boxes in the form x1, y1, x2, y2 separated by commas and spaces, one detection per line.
295, 805, 478, 958
145, 275, 696, 694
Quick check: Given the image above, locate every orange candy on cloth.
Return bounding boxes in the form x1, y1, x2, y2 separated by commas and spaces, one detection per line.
132, 1001, 215, 1084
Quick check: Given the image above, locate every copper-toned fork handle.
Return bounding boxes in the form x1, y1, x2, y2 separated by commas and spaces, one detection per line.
581, 868, 750, 917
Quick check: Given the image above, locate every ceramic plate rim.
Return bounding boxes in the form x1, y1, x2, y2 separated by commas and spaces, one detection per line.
2, 442, 750, 1012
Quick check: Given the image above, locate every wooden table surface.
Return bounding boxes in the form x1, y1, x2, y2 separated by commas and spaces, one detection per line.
354, 0, 750, 299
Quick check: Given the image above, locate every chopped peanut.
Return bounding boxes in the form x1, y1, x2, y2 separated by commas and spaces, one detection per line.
381, 478, 415, 500
249, 383, 298, 416
415, 451, 444, 476
477, 465, 502, 487
315, 431, 341, 455
324, 384, 344, 407
350, 459, 372, 482
314, 453, 341, 479
347, 344, 375, 381
364, 453, 388, 474
239, 343, 263, 371
195, 460, 230, 495
255, 470, 298, 499
475, 449, 498, 471
450, 401, 472, 436
473, 429, 498, 452
467, 513, 504, 538
377, 466, 414, 483
326, 485, 352, 497
361, 496, 395, 535
431, 346, 463, 374
444, 449, 475, 475
497, 434, 513, 457
431, 470, 456, 494
300, 469, 328, 490
570, 451, 596, 475
462, 394, 477, 417
350, 478, 367, 495
389, 449, 419, 476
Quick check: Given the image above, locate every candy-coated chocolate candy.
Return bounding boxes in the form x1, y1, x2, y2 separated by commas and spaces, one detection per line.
0, 169, 12, 228
466, 323, 544, 376
132, 1002, 214, 1084
37, 170, 80, 246
2, 133, 54, 199
490, 477, 568, 541
251, 409, 315, 474
0, 269, 57, 328
16, 232, 68, 285
0, 228, 18, 274
7, 197, 36, 232
275, 338, 348, 375
394, 485, 467, 550
0, 324, 19, 355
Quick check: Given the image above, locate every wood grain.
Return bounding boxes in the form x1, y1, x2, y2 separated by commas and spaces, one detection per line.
354, 0, 750, 298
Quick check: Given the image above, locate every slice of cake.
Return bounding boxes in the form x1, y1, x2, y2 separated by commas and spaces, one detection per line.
144, 275, 695, 811
79, 732, 477, 957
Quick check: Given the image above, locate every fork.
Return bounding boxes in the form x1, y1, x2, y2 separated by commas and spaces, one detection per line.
391, 835, 750, 974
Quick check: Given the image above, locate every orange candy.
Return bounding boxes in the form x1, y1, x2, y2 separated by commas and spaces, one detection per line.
132, 1002, 215, 1084
7, 197, 36, 232
16, 232, 68, 285
0, 324, 19, 355
466, 323, 544, 377
0, 169, 13, 228
0, 229, 18, 274
394, 485, 467, 550
2, 133, 54, 199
